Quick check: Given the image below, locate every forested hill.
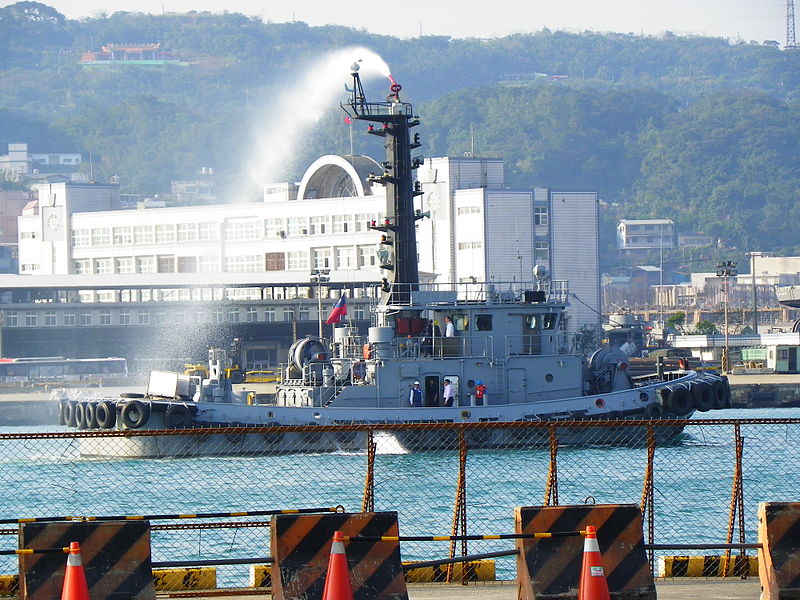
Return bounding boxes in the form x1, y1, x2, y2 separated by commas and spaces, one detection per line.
1, 1, 800, 254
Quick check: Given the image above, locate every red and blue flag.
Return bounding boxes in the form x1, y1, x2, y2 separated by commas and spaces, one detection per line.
326, 294, 348, 324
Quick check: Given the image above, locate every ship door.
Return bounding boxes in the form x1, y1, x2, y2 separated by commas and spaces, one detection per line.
508, 369, 526, 403
424, 375, 440, 407
523, 315, 542, 355
790, 348, 798, 372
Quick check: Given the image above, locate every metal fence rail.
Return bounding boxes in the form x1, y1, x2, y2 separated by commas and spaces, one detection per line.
0, 418, 797, 590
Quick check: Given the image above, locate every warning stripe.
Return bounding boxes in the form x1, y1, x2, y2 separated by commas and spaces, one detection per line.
0, 548, 68, 555
516, 504, 654, 600
272, 512, 408, 600
342, 531, 583, 542
658, 555, 758, 577
1, 506, 338, 525
762, 503, 800, 590
19, 520, 155, 600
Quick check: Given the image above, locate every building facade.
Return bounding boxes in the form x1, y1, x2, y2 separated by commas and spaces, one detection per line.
616, 219, 675, 252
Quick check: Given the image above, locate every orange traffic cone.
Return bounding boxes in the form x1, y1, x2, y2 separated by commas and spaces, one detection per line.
61, 542, 90, 600
578, 525, 610, 600
321, 531, 354, 600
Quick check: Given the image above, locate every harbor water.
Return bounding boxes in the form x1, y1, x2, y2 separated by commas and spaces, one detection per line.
0, 407, 797, 585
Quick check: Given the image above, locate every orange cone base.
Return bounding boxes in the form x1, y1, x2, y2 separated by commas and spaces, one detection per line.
579, 526, 611, 600
322, 531, 354, 600
61, 542, 90, 600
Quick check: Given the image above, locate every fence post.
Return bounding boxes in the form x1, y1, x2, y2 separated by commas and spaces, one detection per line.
640, 424, 655, 574
447, 429, 468, 584
361, 430, 376, 513
544, 425, 559, 506
724, 422, 746, 577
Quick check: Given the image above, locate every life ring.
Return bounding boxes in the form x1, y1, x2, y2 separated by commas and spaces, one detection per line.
120, 400, 150, 429
63, 401, 77, 427
84, 402, 98, 429
120, 392, 145, 399
164, 404, 192, 429
95, 401, 116, 429
665, 385, 694, 416
74, 402, 87, 430
645, 403, 663, 419
362, 344, 372, 359
692, 382, 714, 412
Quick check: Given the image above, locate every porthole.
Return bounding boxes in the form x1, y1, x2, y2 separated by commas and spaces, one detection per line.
545, 373, 554, 383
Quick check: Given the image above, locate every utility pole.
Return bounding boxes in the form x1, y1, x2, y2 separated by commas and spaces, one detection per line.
716, 261, 737, 373
749, 252, 761, 334
788, 0, 798, 49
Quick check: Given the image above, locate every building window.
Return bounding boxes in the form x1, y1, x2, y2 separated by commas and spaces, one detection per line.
19, 264, 38, 273
355, 213, 373, 232
265, 307, 276, 322
73, 259, 91, 274
309, 216, 329, 235
113, 226, 133, 245
119, 311, 130, 325
134, 225, 154, 244
332, 215, 351, 234
199, 256, 219, 272
534, 206, 549, 226
157, 255, 176, 273
137, 256, 156, 273
458, 241, 483, 250
155, 224, 176, 243
80, 313, 92, 325
283, 308, 295, 322
45, 312, 56, 326
213, 310, 224, 323
5, 312, 17, 326
173, 312, 186, 325
72, 229, 90, 247
287, 217, 307, 236
25, 312, 36, 326
177, 256, 198, 273
155, 312, 167, 324
94, 258, 113, 274
265, 252, 285, 271
138, 311, 150, 325
246, 307, 258, 322
198, 222, 219, 241
534, 241, 550, 262
354, 306, 365, 320
335, 246, 354, 268
99, 310, 111, 325
177, 223, 197, 242
265, 219, 284, 238
358, 245, 377, 268
312, 248, 331, 269
456, 206, 481, 215
228, 308, 240, 323
287, 251, 308, 270
225, 220, 259, 241
299, 306, 310, 321
225, 255, 261, 272
115, 257, 134, 274
91, 228, 111, 246
63, 313, 76, 326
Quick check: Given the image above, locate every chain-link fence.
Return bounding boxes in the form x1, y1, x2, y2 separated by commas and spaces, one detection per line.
0, 418, 797, 592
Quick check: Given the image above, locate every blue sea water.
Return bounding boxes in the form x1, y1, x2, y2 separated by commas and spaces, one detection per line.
0, 407, 797, 585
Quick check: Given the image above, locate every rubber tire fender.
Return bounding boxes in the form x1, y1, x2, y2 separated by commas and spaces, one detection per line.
74, 402, 87, 430
63, 401, 77, 428
120, 392, 145, 399
666, 385, 694, 416
645, 403, 663, 419
84, 402, 98, 429
263, 422, 283, 445
95, 401, 116, 429
164, 404, 192, 429
120, 400, 150, 429
58, 399, 67, 425
692, 381, 714, 412
712, 380, 727, 409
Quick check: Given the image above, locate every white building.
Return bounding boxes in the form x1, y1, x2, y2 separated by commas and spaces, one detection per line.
0, 143, 82, 175
17, 154, 601, 333
616, 219, 675, 252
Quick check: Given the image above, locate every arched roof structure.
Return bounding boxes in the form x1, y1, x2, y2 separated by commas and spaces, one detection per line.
297, 155, 381, 200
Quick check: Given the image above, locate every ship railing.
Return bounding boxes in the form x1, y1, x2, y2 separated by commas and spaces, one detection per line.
392, 335, 494, 360
375, 280, 570, 306
505, 333, 579, 356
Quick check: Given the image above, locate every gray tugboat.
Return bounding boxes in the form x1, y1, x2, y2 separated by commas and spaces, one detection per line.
55, 66, 731, 457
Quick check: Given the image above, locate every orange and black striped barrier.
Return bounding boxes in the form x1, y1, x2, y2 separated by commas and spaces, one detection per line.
1, 505, 341, 525
19, 519, 156, 600
758, 502, 800, 599
341, 531, 583, 542
516, 504, 655, 600
271, 511, 408, 600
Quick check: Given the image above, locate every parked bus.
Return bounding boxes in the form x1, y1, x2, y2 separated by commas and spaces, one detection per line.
0, 357, 128, 381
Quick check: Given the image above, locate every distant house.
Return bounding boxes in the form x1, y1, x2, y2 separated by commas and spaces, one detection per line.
0, 144, 81, 175
678, 232, 714, 248
80, 43, 188, 66
616, 219, 675, 251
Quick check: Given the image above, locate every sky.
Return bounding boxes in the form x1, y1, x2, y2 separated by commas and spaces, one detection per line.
5, 0, 790, 44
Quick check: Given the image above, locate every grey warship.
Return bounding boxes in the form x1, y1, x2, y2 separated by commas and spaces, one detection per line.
55, 66, 731, 457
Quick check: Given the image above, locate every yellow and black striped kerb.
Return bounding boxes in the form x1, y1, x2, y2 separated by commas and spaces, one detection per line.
758, 502, 800, 600
0, 575, 18, 597
249, 564, 272, 588
18, 520, 155, 600
152, 567, 216, 591
658, 555, 758, 577
515, 504, 654, 600
271, 511, 408, 600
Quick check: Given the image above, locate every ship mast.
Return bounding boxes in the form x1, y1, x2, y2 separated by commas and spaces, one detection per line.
342, 64, 423, 304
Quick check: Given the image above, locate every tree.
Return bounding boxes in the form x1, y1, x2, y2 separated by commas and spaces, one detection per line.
694, 320, 717, 335
666, 311, 686, 333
